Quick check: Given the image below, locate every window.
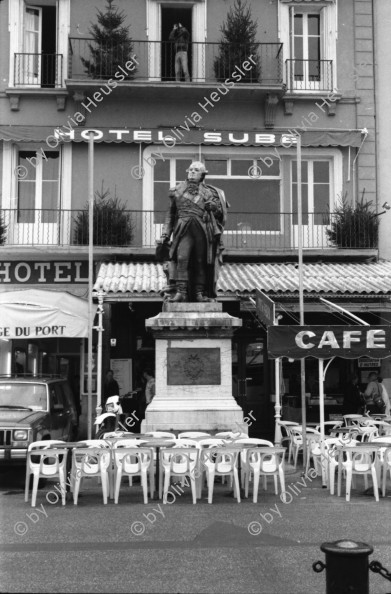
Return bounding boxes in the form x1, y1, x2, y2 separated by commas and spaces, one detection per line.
9, 0, 70, 87
143, 145, 342, 250
17, 150, 60, 223
2, 142, 72, 245
279, 0, 337, 92
146, 0, 206, 81
291, 159, 333, 248
151, 152, 282, 234
51, 385, 65, 411
291, 160, 330, 224
293, 13, 321, 84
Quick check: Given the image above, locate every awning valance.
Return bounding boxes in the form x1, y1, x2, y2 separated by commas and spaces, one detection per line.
0, 289, 96, 339
0, 126, 364, 148
268, 325, 391, 360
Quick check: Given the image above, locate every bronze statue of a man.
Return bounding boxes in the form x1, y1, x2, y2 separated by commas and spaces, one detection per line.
160, 161, 227, 302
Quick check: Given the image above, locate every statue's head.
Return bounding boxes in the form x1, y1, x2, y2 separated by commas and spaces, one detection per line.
186, 161, 208, 183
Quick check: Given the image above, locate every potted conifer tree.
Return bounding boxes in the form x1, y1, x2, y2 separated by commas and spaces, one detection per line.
214, 0, 260, 83
0, 214, 6, 245
81, 0, 137, 79
73, 183, 135, 246
326, 192, 379, 248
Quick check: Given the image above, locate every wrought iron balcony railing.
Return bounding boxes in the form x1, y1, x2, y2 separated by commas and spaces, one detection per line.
68, 39, 284, 85
285, 59, 333, 92
14, 53, 63, 87
0, 209, 378, 251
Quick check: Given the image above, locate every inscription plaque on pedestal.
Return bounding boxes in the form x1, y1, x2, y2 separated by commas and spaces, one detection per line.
167, 348, 221, 385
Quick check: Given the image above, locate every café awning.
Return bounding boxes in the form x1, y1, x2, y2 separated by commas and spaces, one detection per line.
0, 125, 365, 147
0, 289, 95, 339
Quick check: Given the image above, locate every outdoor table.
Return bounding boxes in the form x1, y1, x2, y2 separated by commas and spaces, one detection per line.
142, 439, 175, 499
330, 427, 355, 436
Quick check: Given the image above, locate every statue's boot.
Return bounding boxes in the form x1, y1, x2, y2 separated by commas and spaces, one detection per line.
169, 282, 188, 302
195, 285, 214, 302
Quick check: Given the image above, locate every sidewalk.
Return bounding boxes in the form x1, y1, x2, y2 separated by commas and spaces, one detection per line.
1, 462, 390, 593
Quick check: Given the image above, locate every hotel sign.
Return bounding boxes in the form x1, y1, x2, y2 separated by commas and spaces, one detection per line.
0, 261, 88, 284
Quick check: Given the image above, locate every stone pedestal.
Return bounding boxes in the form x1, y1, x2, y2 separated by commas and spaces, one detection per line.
142, 303, 247, 433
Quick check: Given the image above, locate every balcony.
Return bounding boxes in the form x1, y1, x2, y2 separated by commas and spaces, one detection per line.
67, 38, 284, 99
0, 209, 378, 258
14, 53, 63, 87
285, 59, 333, 93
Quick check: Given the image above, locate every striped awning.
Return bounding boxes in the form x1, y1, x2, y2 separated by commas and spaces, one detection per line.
93, 261, 391, 299
0, 126, 364, 148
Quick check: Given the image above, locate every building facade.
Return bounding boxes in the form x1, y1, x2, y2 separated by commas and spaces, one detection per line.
1, 0, 390, 439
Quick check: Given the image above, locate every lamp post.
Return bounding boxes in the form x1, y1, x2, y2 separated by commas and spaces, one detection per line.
87, 131, 95, 440
296, 133, 307, 472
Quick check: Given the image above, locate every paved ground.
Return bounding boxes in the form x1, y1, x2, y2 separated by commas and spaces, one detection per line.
1, 461, 390, 594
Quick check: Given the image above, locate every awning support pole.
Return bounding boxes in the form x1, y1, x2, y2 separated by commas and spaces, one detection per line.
87, 131, 94, 440
319, 298, 370, 326
318, 358, 327, 487
274, 316, 282, 445
96, 291, 104, 408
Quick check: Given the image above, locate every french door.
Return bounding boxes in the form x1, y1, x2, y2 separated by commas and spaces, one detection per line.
15, 150, 61, 245
291, 12, 321, 91
23, 6, 42, 86
291, 160, 331, 248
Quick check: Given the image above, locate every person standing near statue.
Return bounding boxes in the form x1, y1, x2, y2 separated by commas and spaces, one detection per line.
169, 23, 191, 82
160, 161, 227, 303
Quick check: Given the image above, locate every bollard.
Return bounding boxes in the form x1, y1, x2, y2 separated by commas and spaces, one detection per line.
313, 540, 374, 594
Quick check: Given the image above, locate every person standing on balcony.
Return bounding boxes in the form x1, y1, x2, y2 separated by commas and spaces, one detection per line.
160, 161, 227, 303
169, 23, 191, 82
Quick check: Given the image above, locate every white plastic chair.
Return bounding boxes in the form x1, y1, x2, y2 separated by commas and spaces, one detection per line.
112, 446, 152, 504
381, 447, 391, 497
201, 447, 240, 503
161, 447, 199, 504
244, 447, 286, 502
234, 438, 273, 486
112, 439, 152, 493
370, 436, 391, 488
343, 446, 380, 502
357, 425, 379, 442
25, 440, 66, 503
25, 441, 68, 507
277, 421, 299, 463
290, 427, 320, 469
72, 446, 112, 504
326, 438, 359, 496
197, 438, 225, 496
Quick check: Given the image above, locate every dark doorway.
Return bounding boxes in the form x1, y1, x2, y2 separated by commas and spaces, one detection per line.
161, 6, 192, 81
41, 6, 57, 87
